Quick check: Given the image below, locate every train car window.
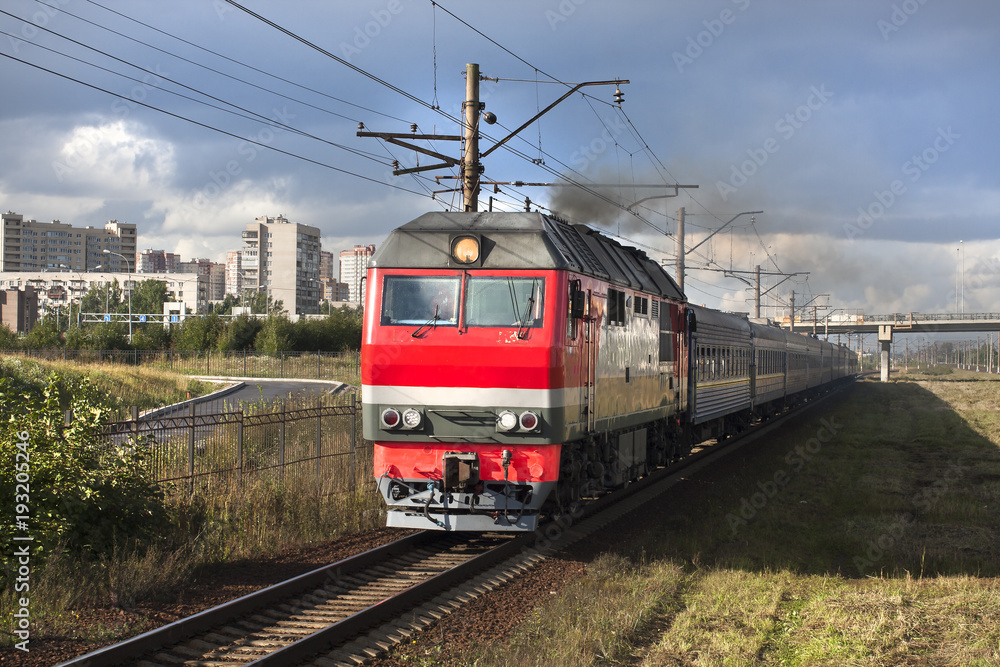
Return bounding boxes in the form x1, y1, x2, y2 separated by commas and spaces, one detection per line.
658, 302, 673, 364
465, 277, 545, 328
381, 276, 460, 326
567, 284, 577, 340
607, 288, 627, 326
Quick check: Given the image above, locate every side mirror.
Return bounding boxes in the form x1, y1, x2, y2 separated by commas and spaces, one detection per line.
570, 282, 586, 319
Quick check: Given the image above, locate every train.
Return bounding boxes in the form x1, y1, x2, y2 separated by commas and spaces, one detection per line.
361, 211, 857, 531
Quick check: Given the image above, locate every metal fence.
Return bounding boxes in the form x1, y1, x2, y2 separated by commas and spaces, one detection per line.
98, 392, 372, 492
10, 348, 361, 381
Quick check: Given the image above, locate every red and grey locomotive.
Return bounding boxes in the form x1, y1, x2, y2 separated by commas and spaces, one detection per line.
361, 211, 855, 531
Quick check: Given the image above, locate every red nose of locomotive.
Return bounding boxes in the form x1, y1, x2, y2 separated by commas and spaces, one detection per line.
362, 233, 564, 530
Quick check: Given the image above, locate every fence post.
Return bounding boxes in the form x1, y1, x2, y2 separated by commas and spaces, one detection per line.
280, 351, 284, 378
236, 410, 243, 483
206, 350, 210, 375
243, 348, 247, 377
349, 393, 357, 491
131, 405, 139, 445
317, 350, 321, 380
188, 402, 196, 494
316, 407, 322, 490
279, 400, 286, 483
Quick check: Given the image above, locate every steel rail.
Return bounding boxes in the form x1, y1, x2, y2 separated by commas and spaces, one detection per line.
57, 377, 855, 667
52, 531, 474, 666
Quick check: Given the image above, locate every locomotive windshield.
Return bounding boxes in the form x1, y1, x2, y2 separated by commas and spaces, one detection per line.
380, 276, 460, 326
465, 277, 544, 328
379, 274, 544, 329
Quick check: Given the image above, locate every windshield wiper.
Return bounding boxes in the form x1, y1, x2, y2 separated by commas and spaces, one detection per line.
516, 279, 538, 340
411, 306, 440, 338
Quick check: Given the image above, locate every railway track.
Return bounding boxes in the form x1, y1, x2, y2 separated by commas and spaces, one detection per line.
58, 382, 851, 667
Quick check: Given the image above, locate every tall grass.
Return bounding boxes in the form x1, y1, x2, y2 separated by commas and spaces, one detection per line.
0, 357, 381, 647
454, 378, 1000, 666
0, 355, 217, 418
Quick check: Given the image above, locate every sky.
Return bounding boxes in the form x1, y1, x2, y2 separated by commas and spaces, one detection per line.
1, 0, 998, 321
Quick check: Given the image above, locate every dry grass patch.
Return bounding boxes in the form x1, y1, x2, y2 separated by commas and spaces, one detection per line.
473, 554, 687, 667
463, 379, 1000, 665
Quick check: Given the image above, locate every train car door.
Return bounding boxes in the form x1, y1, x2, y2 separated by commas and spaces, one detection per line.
585, 289, 596, 433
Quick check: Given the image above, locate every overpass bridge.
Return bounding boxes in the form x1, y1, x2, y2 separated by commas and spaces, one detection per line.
793, 312, 1000, 336
781, 312, 1000, 382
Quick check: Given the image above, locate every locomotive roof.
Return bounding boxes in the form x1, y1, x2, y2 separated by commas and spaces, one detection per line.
372, 211, 686, 302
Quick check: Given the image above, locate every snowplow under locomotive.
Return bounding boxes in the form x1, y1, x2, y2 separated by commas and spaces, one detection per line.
361, 211, 856, 531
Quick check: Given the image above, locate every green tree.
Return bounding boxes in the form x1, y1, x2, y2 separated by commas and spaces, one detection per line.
216, 315, 263, 351
130, 279, 170, 317
0, 323, 18, 350
209, 293, 239, 316
0, 375, 168, 562
254, 314, 294, 352
64, 324, 88, 349
22, 315, 62, 349
131, 323, 172, 350
88, 322, 131, 350
79, 279, 122, 316
172, 313, 225, 351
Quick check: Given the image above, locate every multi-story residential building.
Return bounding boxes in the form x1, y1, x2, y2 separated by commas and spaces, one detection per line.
241, 215, 321, 314
318, 250, 349, 304
324, 280, 351, 303
0, 271, 204, 316
0, 211, 137, 273
225, 250, 242, 296
339, 244, 375, 304
0, 286, 38, 333
178, 258, 226, 302
319, 250, 335, 283
136, 248, 180, 273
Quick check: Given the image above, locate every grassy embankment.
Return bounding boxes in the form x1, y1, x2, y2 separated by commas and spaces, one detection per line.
0, 355, 219, 417
0, 355, 381, 645
406, 374, 1000, 666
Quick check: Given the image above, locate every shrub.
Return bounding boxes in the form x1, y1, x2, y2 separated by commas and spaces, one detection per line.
0, 375, 169, 567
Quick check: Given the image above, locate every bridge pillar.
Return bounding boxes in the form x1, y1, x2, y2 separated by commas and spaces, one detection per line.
878, 325, 893, 382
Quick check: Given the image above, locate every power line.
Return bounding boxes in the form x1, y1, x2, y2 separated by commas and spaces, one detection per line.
0, 14, 391, 166
0, 50, 432, 199
75, 0, 413, 124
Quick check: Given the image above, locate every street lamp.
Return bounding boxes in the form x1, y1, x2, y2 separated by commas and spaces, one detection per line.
103, 249, 132, 342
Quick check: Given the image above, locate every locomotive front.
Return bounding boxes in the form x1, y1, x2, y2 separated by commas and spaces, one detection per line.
362, 212, 573, 531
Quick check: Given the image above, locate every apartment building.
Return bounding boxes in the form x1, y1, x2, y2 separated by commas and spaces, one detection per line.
0, 212, 137, 272
0, 271, 204, 315
339, 244, 375, 304
178, 258, 226, 302
225, 250, 242, 296
136, 248, 180, 273
0, 286, 38, 333
241, 215, 321, 314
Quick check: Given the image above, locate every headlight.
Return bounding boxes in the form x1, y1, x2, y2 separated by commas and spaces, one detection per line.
519, 411, 539, 432
381, 408, 401, 429
402, 408, 423, 429
496, 410, 518, 432
452, 236, 480, 264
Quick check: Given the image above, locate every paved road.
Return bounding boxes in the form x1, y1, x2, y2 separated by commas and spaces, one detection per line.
146, 377, 349, 420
